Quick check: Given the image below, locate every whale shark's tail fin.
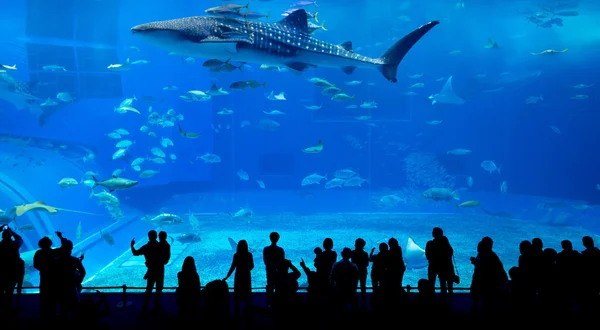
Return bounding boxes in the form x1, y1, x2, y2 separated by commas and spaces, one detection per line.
379, 21, 439, 83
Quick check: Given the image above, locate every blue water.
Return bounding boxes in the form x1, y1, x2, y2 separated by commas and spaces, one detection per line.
1, 0, 600, 289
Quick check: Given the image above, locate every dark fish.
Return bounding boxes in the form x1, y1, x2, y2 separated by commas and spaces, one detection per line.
230, 80, 266, 90
203, 58, 230, 68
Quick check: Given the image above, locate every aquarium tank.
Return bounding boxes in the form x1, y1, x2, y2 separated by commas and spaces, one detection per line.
0, 0, 598, 292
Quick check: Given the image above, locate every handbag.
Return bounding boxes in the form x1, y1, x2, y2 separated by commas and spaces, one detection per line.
451, 255, 460, 284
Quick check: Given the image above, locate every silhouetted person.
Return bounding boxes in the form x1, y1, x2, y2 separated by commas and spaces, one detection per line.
158, 231, 171, 266
55, 238, 86, 318
130, 230, 161, 313
530, 237, 545, 296
74, 290, 110, 330
315, 237, 337, 302
203, 279, 231, 325
224, 239, 254, 321
330, 247, 359, 313
0, 224, 23, 311
351, 238, 369, 309
425, 227, 455, 306
579, 235, 600, 313
470, 236, 507, 315
517, 240, 536, 303
556, 239, 580, 310
176, 256, 200, 321
411, 279, 437, 318
275, 259, 301, 300
273, 258, 302, 326
538, 248, 557, 310
504, 266, 529, 319
34, 236, 57, 320
385, 238, 406, 296
370, 242, 388, 298
263, 232, 284, 308
300, 255, 320, 304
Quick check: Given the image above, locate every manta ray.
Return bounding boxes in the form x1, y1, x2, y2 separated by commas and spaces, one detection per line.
404, 237, 428, 270
432, 76, 465, 105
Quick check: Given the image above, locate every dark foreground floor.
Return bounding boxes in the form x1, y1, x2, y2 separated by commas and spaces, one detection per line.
0, 292, 590, 329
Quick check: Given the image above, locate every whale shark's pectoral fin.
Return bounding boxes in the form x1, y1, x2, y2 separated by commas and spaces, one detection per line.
340, 66, 356, 74
286, 62, 317, 72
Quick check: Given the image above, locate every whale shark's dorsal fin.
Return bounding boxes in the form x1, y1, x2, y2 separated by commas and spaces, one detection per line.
209, 84, 218, 92
339, 41, 353, 52
278, 9, 309, 34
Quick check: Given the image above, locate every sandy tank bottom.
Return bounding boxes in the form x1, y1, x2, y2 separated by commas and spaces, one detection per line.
82, 212, 596, 291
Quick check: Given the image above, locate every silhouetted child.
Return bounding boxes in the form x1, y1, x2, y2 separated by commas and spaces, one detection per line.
176, 256, 201, 321
351, 238, 369, 309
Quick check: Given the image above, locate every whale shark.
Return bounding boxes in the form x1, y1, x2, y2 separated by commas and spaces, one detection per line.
404, 237, 428, 270
432, 76, 465, 105
0, 71, 41, 115
131, 9, 439, 82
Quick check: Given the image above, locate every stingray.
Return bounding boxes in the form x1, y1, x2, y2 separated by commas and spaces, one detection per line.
483, 38, 500, 49
432, 76, 465, 105
227, 237, 256, 253
404, 237, 428, 270
11, 201, 101, 217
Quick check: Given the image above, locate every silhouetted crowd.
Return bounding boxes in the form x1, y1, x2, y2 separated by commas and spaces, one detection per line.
1, 223, 600, 328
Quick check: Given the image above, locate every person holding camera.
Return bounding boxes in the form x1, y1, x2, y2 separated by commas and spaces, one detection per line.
425, 227, 456, 307
0, 224, 24, 311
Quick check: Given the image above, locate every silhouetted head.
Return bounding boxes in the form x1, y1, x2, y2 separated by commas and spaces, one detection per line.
355, 238, 366, 250
278, 259, 292, 273
314, 246, 322, 256
388, 237, 399, 249
417, 278, 433, 294
237, 239, 249, 254
561, 240, 573, 251
480, 236, 493, 251
269, 232, 280, 245
38, 237, 52, 249
532, 237, 543, 250
148, 230, 158, 241
182, 256, 196, 273
432, 227, 443, 238
379, 242, 389, 253
62, 239, 74, 255
508, 266, 520, 280
583, 236, 594, 249
519, 240, 532, 255
323, 238, 333, 250
159, 231, 167, 241
341, 247, 352, 260
2, 229, 11, 240
544, 248, 557, 261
